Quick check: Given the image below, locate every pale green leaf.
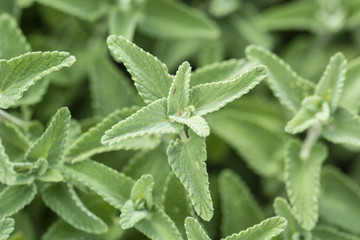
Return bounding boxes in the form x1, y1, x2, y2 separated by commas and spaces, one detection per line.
138, 0, 219, 39
0, 121, 30, 157
120, 200, 148, 230
0, 51, 75, 109
63, 159, 134, 209
339, 57, 360, 112
219, 170, 264, 237
35, 0, 109, 21
101, 98, 182, 145
0, 184, 37, 218
322, 107, 360, 147
0, 138, 16, 185
131, 174, 154, 210
66, 107, 160, 163
209, 0, 240, 18
167, 130, 213, 221
0, 218, 14, 240
319, 167, 360, 235
107, 35, 173, 103
246, 45, 314, 114
37, 169, 63, 182
197, 40, 224, 67
12, 79, 49, 107
285, 140, 327, 230
313, 225, 360, 240
41, 183, 108, 234
184, 217, 211, 240
167, 61, 191, 116
190, 66, 266, 116
222, 217, 287, 240
25, 107, 70, 166
315, 52, 347, 111
169, 115, 210, 138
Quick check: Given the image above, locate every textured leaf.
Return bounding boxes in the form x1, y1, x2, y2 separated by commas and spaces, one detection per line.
246, 45, 314, 114
25, 107, 70, 167
322, 107, 360, 147
107, 35, 173, 103
0, 138, 16, 185
167, 61, 191, 116
63, 159, 134, 209
169, 115, 210, 138
319, 167, 360, 235
313, 225, 360, 240
222, 217, 287, 240
0, 52, 75, 109
167, 130, 213, 221
0, 121, 30, 156
190, 66, 266, 116
120, 200, 148, 230
41, 183, 108, 234
101, 98, 182, 145
315, 52, 347, 111
339, 57, 360, 112
285, 140, 327, 230
0, 218, 14, 240
66, 107, 159, 163
138, 0, 219, 39
131, 174, 154, 210
218, 170, 264, 237
0, 184, 37, 218
184, 217, 211, 240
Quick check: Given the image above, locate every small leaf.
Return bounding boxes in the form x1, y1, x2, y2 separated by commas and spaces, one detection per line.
0, 138, 16, 185
0, 52, 75, 109
37, 169, 63, 182
313, 225, 360, 240
246, 45, 314, 114
0, 184, 37, 218
107, 35, 173, 103
167, 61, 191, 116
41, 183, 108, 234
285, 140, 327, 230
167, 130, 213, 221
184, 217, 211, 240
315, 52, 347, 111
101, 98, 182, 145
131, 174, 154, 210
190, 66, 267, 116
0, 218, 14, 240
25, 107, 71, 167
119, 200, 148, 230
169, 115, 210, 138
222, 216, 287, 240
209, 0, 240, 18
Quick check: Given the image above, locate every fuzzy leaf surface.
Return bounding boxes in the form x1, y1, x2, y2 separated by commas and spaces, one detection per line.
339, 57, 360, 112
184, 217, 211, 240
131, 174, 154, 209
0, 218, 14, 240
169, 115, 210, 138
167, 130, 213, 221
0, 138, 16, 185
107, 35, 173, 103
120, 200, 148, 229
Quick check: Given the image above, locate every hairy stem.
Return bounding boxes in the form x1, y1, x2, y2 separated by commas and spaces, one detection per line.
0, 109, 27, 127
300, 124, 322, 160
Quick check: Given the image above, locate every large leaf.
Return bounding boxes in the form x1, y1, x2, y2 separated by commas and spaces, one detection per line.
0, 138, 16, 185
189, 66, 266, 116
184, 217, 211, 240
222, 217, 287, 240
0, 51, 75, 109
218, 170, 264, 237
101, 98, 182, 145
63, 159, 134, 209
167, 130, 213, 221
246, 45, 314, 114
138, 0, 219, 39
41, 183, 108, 234
0, 184, 37, 218
0, 218, 14, 240
285, 140, 327, 230
339, 57, 360, 112
25, 107, 70, 166
107, 35, 173, 103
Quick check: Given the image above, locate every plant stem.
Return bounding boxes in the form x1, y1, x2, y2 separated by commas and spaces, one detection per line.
0, 109, 27, 127
179, 129, 188, 141
300, 124, 322, 160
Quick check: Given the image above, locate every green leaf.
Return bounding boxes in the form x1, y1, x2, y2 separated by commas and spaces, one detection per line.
319, 167, 360, 235
41, 183, 108, 234
0, 184, 37, 218
138, 0, 219, 39
167, 130, 213, 221
313, 225, 360, 240
37, 169, 63, 182
184, 217, 211, 240
63, 159, 134, 209
0, 51, 75, 109
167, 61, 191, 116
322, 107, 360, 147
169, 115, 210, 138
285, 140, 327, 230
131, 174, 154, 210
66, 107, 159, 163
315, 52, 347, 111
0, 13, 30, 59
107, 35, 173, 104
190, 66, 267, 116
222, 217, 287, 240
218, 170, 264, 237
120, 200, 148, 230
0, 121, 30, 157
0, 138, 16, 185
25, 107, 71, 166
339, 57, 360, 112
35, 0, 109, 21
0, 218, 14, 240
101, 98, 182, 145
209, 0, 240, 18
246, 45, 314, 114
